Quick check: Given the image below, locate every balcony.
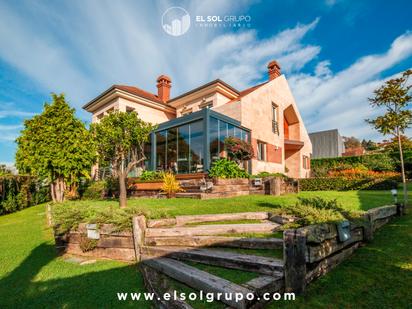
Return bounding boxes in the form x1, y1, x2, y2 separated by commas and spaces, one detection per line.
284, 139, 304, 150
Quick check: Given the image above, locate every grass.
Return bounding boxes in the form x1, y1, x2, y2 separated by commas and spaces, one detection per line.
53, 189, 397, 233
0, 187, 410, 308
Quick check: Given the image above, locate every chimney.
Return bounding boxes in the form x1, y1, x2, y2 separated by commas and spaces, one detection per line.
157, 75, 171, 102
267, 60, 281, 81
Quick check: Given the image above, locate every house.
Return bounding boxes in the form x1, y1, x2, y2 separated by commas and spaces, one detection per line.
309, 129, 345, 159
83, 60, 312, 178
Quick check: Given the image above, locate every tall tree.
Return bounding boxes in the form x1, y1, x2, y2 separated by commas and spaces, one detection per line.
91, 111, 154, 208
367, 69, 412, 207
16, 93, 96, 202
343, 136, 361, 149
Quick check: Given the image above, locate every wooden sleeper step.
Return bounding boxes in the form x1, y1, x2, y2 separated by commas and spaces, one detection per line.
142, 257, 254, 309
145, 236, 284, 249
142, 246, 284, 276
145, 223, 281, 237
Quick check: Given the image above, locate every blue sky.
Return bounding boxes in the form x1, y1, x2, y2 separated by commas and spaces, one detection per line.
0, 0, 411, 165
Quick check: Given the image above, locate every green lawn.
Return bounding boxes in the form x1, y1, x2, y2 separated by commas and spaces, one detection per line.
0, 189, 411, 308
60, 189, 396, 219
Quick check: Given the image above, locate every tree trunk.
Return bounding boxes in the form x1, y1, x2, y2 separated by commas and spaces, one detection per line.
50, 183, 56, 203
119, 172, 127, 208
51, 178, 65, 203
397, 131, 408, 209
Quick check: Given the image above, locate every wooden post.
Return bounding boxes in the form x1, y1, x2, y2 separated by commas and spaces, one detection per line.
283, 229, 307, 294
362, 213, 374, 242
270, 177, 281, 196
46, 204, 53, 227
132, 215, 146, 262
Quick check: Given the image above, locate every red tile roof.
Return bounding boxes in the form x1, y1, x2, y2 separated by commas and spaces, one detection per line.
113, 84, 164, 104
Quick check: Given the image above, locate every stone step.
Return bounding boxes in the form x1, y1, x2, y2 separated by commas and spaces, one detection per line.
145, 236, 284, 249
145, 222, 281, 237
210, 184, 251, 193
142, 246, 284, 275
142, 257, 254, 309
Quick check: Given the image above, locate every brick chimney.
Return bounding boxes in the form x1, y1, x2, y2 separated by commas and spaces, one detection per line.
267, 60, 281, 81
157, 75, 171, 102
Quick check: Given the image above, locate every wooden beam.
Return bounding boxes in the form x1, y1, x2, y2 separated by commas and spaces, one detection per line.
174, 212, 269, 226
283, 229, 307, 294
147, 218, 177, 228
142, 257, 254, 309
306, 228, 363, 263
140, 264, 194, 309
146, 223, 280, 238
306, 242, 360, 283
145, 236, 284, 249
142, 246, 283, 275
132, 215, 146, 262
242, 275, 284, 296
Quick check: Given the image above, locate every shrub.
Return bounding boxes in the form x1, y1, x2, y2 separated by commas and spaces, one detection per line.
224, 137, 254, 163
328, 169, 400, 179
208, 158, 249, 179
82, 181, 106, 200
300, 177, 398, 191
52, 203, 148, 234
161, 173, 183, 198
250, 171, 288, 179
278, 197, 364, 225
311, 153, 396, 176
139, 170, 164, 181
79, 236, 98, 252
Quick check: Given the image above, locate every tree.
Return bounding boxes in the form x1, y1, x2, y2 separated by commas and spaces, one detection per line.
361, 139, 378, 151
367, 69, 412, 207
0, 165, 12, 176
91, 111, 154, 208
224, 137, 254, 164
343, 136, 361, 149
16, 93, 96, 203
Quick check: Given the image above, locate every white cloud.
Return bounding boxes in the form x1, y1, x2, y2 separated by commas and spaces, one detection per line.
288, 32, 412, 139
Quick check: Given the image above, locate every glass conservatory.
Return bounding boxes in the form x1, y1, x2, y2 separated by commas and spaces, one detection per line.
144, 108, 250, 174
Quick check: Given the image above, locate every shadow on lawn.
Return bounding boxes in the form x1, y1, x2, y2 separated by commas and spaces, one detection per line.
0, 243, 149, 308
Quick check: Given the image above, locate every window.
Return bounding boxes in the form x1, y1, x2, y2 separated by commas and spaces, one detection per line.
303, 155, 310, 169
96, 113, 104, 120
180, 107, 193, 116
272, 103, 279, 135
257, 141, 266, 161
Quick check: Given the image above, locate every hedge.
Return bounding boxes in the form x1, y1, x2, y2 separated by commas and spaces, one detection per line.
311, 153, 396, 174
299, 177, 398, 191
0, 176, 50, 215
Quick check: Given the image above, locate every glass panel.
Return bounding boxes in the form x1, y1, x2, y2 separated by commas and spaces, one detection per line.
190, 121, 204, 173
167, 127, 177, 173
177, 124, 190, 174
234, 127, 242, 139
228, 123, 235, 137
143, 134, 152, 170
156, 130, 167, 170
210, 117, 219, 162
219, 120, 227, 156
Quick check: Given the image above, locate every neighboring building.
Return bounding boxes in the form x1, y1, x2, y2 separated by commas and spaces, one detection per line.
309, 129, 345, 159
83, 60, 312, 178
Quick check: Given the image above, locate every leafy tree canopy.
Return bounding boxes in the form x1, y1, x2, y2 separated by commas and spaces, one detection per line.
15, 93, 96, 202
91, 110, 155, 208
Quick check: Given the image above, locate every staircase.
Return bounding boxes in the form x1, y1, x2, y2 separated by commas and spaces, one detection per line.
177, 178, 260, 199
137, 212, 285, 309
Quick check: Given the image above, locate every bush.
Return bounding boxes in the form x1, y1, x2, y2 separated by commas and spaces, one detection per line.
52, 203, 148, 234
0, 176, 50, 215
224, 137, 254, 163
311, 153, 396, 177
82, 181, 106, 200
300, 177, 398, 191
208, 158, 249, 179
139, 170, 164, 181
250, 171, 289, 179
161, 173, 183, 198
328, 169, 400, 179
